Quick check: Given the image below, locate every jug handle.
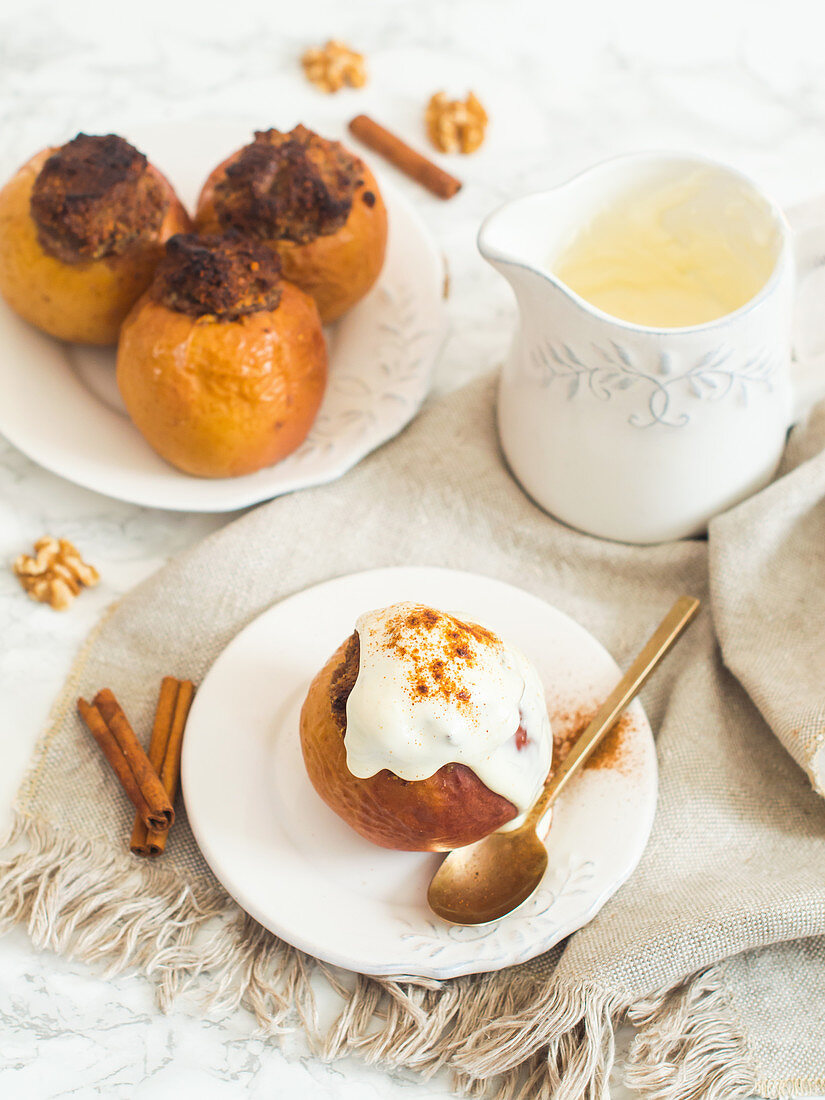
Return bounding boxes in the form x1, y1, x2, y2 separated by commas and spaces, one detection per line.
787, 196, 825, 420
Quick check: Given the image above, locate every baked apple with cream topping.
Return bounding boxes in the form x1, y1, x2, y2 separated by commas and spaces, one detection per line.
194, 125, 387, 323
299, 602, 553, 851
0, 133, 190, 344
117, 232, 327, 477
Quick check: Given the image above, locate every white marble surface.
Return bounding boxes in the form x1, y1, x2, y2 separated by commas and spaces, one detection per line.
2, 0, 825, 1095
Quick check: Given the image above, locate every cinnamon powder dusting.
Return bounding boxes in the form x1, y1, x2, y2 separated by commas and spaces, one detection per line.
380, 606, 499, 708
30, 133, 166, 263
550, 703, 638, 775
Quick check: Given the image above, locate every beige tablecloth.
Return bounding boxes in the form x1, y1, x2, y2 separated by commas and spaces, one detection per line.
2, 374, 824, 1099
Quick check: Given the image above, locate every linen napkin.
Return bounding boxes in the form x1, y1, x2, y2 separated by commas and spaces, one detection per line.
2, 374, 825, 1100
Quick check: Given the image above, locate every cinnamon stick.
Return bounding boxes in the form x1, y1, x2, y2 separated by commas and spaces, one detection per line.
78, 694, 172, 832
129, 677, 178, 856
348, 114, 462, 200
130, 678, 194, 857
93, 688, 174, 829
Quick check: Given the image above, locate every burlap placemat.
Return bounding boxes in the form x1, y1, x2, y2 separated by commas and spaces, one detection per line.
2, 375, 824, 1099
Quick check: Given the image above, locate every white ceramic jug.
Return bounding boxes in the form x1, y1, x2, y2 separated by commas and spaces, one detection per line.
479, 152, 825, 544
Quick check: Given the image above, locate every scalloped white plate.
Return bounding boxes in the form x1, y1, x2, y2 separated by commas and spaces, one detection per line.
182, 567, 658, 979
0, 121, 444, 512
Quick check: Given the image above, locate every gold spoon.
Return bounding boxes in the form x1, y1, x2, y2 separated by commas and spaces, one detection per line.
427, 595, 700, 925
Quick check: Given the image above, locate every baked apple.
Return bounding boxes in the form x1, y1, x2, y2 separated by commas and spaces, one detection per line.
117, 232, 327, 478
0, 133, 190, 345
195, 125, 387, 324
300, 603, 553, 851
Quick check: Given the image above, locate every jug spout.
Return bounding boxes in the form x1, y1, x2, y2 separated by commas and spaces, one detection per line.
477, 192, 580, 315
477, 193, 561, 285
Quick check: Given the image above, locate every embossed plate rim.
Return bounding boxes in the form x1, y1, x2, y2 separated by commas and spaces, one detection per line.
182, 566, 658, 979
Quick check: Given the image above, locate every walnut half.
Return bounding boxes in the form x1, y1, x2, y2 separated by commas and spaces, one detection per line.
425, 91, 488, 155
13, 537, 99, 611
301, 40, 367, 94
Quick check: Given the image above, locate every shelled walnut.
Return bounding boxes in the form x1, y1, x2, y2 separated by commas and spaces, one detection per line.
13, 537, 99, 611
425, 91, 488, 154
301, 40, 367, 94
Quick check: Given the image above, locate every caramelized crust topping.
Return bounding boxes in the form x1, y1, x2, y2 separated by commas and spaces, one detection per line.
30, 134, 167, 263
213, 125, 362, 244
153, 233, 283, 321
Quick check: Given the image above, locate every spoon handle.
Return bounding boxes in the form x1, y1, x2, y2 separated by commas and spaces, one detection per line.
525, 595, 700, 833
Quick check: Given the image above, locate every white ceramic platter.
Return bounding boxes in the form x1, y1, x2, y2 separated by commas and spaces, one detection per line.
0, 121, 445, 512
182, 567, 658, 979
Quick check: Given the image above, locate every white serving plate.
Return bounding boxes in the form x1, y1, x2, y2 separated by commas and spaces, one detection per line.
182, 567, 658, 979
0, 121, 445, 512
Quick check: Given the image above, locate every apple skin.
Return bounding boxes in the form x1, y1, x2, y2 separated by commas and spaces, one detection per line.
195, 151, 387, 325
299, 636, 519, 852
117, 280, 327, 478
0, 148, 191, 346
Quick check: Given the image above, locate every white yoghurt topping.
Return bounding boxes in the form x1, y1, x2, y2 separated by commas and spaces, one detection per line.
344, 603, 553, 816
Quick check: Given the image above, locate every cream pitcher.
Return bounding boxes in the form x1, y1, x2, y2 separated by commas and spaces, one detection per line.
479, 152, 825, 544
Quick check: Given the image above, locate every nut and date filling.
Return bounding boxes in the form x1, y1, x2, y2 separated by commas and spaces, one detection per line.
30, 134, 167, 264
212, 125, 363, 244
330, 631, 361, 733
153, 232, 283, 321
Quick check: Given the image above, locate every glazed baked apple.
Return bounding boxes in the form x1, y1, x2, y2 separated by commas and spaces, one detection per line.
300, 603, 553, 851
0, 133, 190, 345
195, 125, 387, 323
117, 232, 327, 478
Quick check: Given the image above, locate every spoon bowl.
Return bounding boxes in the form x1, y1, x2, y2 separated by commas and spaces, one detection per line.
427, 596, 700, 925
427, 821, 549, 925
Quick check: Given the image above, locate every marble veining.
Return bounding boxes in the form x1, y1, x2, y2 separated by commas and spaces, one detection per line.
1, 1, 825, 1096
